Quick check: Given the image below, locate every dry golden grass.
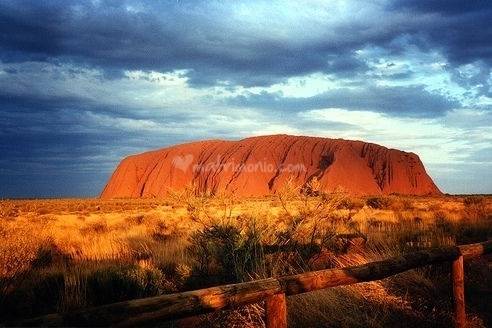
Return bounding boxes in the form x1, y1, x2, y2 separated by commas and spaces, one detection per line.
0, 192, 491, 327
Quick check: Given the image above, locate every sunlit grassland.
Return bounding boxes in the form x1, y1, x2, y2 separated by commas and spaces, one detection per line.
1, 187, 491, 327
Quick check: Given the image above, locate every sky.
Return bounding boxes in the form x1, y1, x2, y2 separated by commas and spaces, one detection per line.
0, 0, 491, 197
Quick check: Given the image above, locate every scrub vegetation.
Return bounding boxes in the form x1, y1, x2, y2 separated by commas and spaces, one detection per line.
1, 187, 491, 327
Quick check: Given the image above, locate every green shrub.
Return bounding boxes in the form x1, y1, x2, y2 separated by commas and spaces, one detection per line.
233, 219, 266, 280
188, 221, 265, 284
188, 224, 241, 283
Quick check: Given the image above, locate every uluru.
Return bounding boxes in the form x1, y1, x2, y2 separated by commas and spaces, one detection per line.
101, 135, 441, 198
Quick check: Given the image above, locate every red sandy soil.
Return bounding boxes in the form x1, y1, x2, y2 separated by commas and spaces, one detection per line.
101, 135, 441, 198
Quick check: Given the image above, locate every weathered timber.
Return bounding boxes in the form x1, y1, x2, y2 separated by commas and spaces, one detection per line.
14, 240, 491, 327
458, 240, 492, 259
17, 278, 282, 327
279, 246, 460, 295
265, 293, 287, 328
452, 255, 466, 328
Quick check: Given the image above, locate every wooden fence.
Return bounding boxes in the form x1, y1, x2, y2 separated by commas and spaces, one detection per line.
17, 240, 492, 328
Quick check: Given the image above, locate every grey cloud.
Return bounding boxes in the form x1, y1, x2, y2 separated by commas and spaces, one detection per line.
228, 85, 460, 117
5, 1, 489, 88
1, 0, 490, 92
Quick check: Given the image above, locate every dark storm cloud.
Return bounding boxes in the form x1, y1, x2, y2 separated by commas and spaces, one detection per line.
0, 122, 187, 197
0, 93, 87, 113
0, 90, 191, 197
0, 87, 192, 124
2, 0, 339, 87
0, 1, 408, 87
228, 85, 460, 118
389, 0, 492, 63
1, 1, 490, 88
389, 0, 492, 95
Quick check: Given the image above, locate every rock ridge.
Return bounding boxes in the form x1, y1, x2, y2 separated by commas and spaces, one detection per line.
101, 134, 441, 198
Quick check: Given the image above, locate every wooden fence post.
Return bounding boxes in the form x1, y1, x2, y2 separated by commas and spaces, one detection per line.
452, 255, 466, 328
265, 292, 287, 328
17, 241, 492, 327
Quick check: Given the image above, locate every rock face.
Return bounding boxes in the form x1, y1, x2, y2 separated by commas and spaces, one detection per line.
101, 135, 441, 198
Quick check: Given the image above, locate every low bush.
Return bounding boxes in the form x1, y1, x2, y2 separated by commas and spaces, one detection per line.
366, 196, 391, 209
85, 264, 176, 306
188, 224, 242, 283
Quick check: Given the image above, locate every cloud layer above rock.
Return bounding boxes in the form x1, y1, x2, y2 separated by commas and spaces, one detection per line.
0, 0, 491, 196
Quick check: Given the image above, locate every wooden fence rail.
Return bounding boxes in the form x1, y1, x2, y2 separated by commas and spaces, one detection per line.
16, 240, 492, 328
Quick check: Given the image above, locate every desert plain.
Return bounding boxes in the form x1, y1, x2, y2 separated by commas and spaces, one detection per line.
1, 190, 491, 327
